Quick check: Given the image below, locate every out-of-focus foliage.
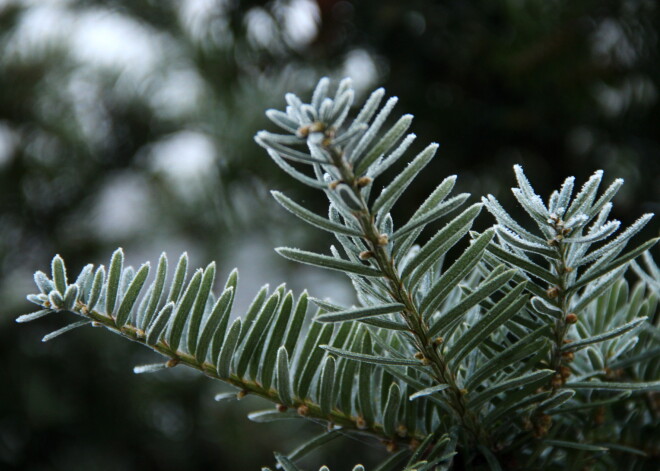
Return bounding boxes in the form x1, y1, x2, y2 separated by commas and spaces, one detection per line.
2, 0, 658, 470
319, 0, 660, 222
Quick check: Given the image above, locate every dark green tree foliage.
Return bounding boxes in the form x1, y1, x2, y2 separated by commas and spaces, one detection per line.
316, 0, 660, 222
19, 79, 659, 470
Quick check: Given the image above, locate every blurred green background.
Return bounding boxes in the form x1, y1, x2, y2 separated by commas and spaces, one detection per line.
1, 0, 658, 469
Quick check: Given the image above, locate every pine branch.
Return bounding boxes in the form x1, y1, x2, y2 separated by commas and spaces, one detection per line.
258, 78, 511, 452
21, 251, 429, 452
482, 167, 658, 446
20, 77, 659, 470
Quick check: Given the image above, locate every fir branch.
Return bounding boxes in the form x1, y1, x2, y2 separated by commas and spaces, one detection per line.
20, 77, 660, 470
20, 251, 429, 454
260, 81, 501, 451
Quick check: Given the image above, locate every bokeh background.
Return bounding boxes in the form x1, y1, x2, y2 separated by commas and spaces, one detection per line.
1, 0, 659, 470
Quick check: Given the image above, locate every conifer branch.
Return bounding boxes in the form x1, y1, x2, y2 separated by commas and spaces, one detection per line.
18, 77, 660, 470
21, 251, 430, 452
317, 133, 490, 447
